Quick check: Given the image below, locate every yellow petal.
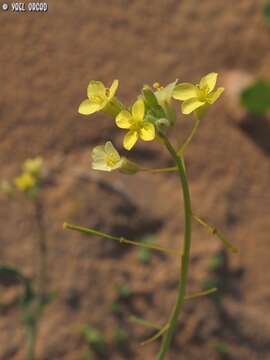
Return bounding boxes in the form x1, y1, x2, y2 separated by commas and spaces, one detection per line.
173, 83, 197, 100
116, 110, 132, 129
182, 98, 205, 115
92, 145, 106, 161
199, 73, 218, 92
78, 99, 102, 115
104, 141, 120, 160
123, 130, 138, 150
87, 81, 106, 99
23, 157, 43, 175
139, 122, 155, 141
131, 99, 145, 122
207, 87, 224, 104
14, 173, 36, 191
155, 80, 177, 105
108, 80, 119, 100
92, 160, 109, 171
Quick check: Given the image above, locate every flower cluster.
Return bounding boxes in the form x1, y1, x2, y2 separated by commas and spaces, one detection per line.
78, 73, 224, 172
1, 156, 43, 198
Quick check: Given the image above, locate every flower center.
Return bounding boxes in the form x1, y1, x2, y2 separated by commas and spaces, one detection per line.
197, 85, 209, 102
106, 155, 118, 167
90, 94, 106, 105
129, 117, 144, 132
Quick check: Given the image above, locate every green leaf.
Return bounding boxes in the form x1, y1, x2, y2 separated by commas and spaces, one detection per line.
241, 79, 270, 116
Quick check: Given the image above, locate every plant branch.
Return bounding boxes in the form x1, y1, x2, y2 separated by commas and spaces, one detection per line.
63, 222, 180, 256
178, 114, 201, 155
192, 213, 238, 253
140, 166, 177, 173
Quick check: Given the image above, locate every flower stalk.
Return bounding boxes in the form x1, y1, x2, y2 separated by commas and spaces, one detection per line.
178, 114, 201, 155
156, 132, 192, 360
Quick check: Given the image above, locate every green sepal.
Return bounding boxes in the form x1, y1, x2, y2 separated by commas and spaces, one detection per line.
143, 85, 159, 108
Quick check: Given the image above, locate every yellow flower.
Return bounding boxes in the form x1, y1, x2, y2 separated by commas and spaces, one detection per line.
115, 99, 155, 150
154, 80, 177, 124
14, 173, 36, 192
23, 156, 43, 176
154, 81, 177, 108
173, 73, 224, 115
78, 80, 119, 115
92, 141, 124, 172
0, 180, 13, 196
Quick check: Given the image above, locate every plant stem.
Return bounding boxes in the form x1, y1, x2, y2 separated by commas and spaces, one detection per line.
141, 166, 177, 173
26, 323, 37, 360
26, 198, 47, 360
34, 199, 47, 299
178, 114, 201, 155
63, 222, 180, 256
185, 287, 217, 300
129, 315, 162, 330
192, 213, 238, 253
157, 133, 192, 360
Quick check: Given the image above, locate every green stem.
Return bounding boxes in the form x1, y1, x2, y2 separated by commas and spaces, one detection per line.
25, 198, 47, 360
192, 214, 238, 253
185, 287, 217, 300
129, 315, 162, 330
34, 199, 47, 299
140, 166, 177, 173
157, 133, 192, 360
26, 323, 37, 360
178, 115, 201, 155
63, 222, 180, 256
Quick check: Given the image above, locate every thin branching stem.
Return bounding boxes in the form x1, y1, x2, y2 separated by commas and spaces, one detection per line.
140, 166, 177, 173
63, 222, 181, 256
192, 213, 238, 253
156, 133, 192, 360
178, 114, 201, 155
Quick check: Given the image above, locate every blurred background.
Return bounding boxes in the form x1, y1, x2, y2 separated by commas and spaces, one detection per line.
0, 0, 270, 359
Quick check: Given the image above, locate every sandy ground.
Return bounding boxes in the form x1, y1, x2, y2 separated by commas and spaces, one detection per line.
0, 0, 270, 359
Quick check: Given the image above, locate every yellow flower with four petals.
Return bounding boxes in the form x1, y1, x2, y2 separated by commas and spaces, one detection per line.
14, 173, 36, 192
91, 141, 124, 172
116, 99, 155, 150
23, 156, 43, 176
78, 80, 119, 115
173, 72, 224, 115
